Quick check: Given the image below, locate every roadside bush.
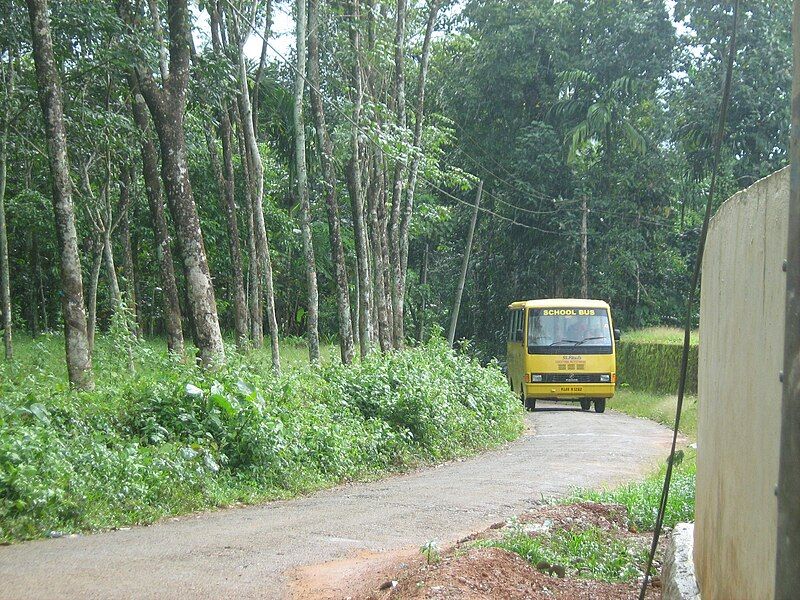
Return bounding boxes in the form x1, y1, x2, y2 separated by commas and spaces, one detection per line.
0, 336, 523, 542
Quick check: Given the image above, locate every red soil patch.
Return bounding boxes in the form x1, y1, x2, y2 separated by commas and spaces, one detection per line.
289, 502, 663, 599
388, 547, 654, 600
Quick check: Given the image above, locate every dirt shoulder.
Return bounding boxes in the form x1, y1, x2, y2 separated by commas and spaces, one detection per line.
292, 502, 663, 600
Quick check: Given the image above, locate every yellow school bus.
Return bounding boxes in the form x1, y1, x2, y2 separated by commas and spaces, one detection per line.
506, 298, 619, 413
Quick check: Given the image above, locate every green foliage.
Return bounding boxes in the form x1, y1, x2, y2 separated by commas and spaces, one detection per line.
567, 450, 696, 532
487, 525, 649, 583
0, 334, 523, 542
616, 341, 698, 395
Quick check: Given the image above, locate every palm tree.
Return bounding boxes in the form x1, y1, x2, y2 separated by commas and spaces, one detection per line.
551, 69, 647, 164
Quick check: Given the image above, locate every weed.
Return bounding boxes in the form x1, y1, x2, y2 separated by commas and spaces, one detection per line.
421, 539, 441, 564
488, 526, 649, 582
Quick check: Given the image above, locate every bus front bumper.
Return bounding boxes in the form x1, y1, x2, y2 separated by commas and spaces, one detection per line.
524, 382, 615, 400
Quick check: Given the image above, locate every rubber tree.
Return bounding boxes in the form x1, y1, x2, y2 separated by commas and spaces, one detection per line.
224, 0, 281, 372
26, 0, 93, 388
128, 73, 184, 355
0, 49, 13, 360
307, 0, 355, 364
293, 0, 320, 364
119, 0, 225, 367
345, 0, 374, 356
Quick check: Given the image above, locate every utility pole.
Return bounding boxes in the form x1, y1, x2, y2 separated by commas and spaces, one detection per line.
448, 181, 482, 347
775, 0, 800, 596
580, 196, 588, 298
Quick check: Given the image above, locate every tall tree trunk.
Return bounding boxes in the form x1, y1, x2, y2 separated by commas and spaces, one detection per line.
0, 95, 10, 361
87, 241, 102, 353
207, 2, 249, 349
124, 0, 225, 367
351, 257, 360, 351
232, 25, 280, 372
293, 0, 320, 364
447, 181, 482, 347
28, 231, 40, 337
346, 0, 373, 356
251, 0, 272, 133
118, 166, 138, 322
242, 127, 264, 348
581, 196, 588, 298
232, 104, 264, 348
416, 239, 429, 342
206, 126, 248, 347
367, 154, 391, 350
103, 226, 122, 308
388, 0, 408, 348
307, 0, 355, 364
26, 0, 93, 388
399, 0, 441, 338
378, 169, 393, 336
128, 76, 184, 355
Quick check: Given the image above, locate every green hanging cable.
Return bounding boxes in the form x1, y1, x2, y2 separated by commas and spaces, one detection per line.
638, 1, 740, 597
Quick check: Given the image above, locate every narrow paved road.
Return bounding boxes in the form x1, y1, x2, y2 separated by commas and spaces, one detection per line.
0, 407, 675, 600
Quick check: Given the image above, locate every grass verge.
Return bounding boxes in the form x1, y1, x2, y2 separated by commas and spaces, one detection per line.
565, 448, 696, 531
0, 333, 523, 542
609, 388, 697, 439
489, 524, 650, 583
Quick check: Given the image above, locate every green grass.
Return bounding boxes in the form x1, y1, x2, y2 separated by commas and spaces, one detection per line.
566, 448, 696, 532
0, 332, 524, 542
485, 447, 696, 583
609, 388, 697, 439
622, 326, 699, 346
487, 526, 650, 583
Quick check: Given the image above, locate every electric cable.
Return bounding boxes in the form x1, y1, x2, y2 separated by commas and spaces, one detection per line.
638, 1, 739, 597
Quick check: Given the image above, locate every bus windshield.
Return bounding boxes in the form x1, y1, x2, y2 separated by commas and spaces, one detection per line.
527, 308, 612, 354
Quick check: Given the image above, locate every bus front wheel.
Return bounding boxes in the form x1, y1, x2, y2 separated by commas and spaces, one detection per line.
524, 398, 536, 411
580, 399, 591, 411
594, 399, 606, 414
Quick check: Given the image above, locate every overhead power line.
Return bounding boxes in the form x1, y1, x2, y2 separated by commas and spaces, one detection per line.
225, 0, 675, 239
221, 0, 578, 234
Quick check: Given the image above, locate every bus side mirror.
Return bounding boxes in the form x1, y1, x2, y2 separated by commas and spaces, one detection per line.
613, 328, 621, 342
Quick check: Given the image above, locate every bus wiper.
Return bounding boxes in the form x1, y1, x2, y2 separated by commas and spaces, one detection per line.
548, 339, 580, 346
574, 336, 605, 346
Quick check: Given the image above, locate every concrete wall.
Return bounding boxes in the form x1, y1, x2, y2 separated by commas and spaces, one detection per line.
695, 167, 788, 599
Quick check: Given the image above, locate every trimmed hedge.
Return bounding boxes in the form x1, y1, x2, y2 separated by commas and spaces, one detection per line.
616, 341, 698, 395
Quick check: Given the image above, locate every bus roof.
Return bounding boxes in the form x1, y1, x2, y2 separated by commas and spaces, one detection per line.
507, 298, 611, 310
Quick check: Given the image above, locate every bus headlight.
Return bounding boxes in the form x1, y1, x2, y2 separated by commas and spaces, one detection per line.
599, 374, 610, 382
531, 374, 543, 382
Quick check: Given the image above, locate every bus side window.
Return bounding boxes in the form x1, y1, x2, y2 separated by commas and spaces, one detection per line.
515, 310, 524, 342
508, 311, 514, 342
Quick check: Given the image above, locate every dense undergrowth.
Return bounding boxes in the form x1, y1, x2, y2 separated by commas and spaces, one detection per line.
0, 334, 523, 542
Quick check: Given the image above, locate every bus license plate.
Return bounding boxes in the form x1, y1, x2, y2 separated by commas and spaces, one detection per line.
561, 386, 584, 393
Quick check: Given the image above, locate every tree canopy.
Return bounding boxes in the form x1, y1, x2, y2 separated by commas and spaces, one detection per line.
0, 0, 790, 376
